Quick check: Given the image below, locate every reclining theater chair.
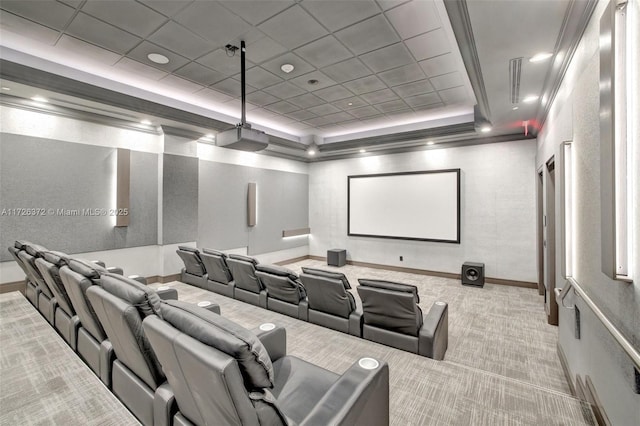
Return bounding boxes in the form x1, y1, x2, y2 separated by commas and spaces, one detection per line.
59, 258, 115, 386
255, 264, 307, 320
143, 300, 390, 426
35, 251, 81, 350
18, 243, 57, 324
299, 267, 362, 337
199, 249, 235, 297
176, 246, 207, 287
226, 254, 266, 307
86, 273, 186, 426
357, 279, 449, 360
8, 241, 37, 307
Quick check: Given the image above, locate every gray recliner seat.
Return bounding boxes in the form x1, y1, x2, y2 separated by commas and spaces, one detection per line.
300, 267, 362, 337
142, 300, 390, 426
255, 264, 307, 320
226, 254, 266, 308
8, 241, 36, 306
357, 279, 449, 360
35, 251, 81, 350
86, 273, 184, 426
176, 246, 207, 287
59, 258, 115, 386
200, 249, 235, 297
18, 243, 58, 324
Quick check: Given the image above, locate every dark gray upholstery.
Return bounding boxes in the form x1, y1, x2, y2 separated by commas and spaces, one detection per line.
300, 269, 362, 336
19, 247, 57, 325
357, 279, 448, 359
8, 245, 37, 307
255, 265, 307, 320
227, 254, 265, 307
200, 249, 235, 297
59, 259, 114, 385
176, 246, 207, 287
35, 253, 81, 350
143, 302, 390, 426
86, 273, 176, 426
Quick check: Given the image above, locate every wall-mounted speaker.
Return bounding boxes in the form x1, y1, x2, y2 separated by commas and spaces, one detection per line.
461, 262, 485, 287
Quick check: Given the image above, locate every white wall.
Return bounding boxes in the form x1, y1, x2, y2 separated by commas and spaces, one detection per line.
537, 0, 640, 423
309, 140, 538, 282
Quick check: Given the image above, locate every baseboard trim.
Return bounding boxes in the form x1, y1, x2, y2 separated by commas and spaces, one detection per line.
0, 280, 26, 295
584, 375, 611, 426
146, 274, 180, 284
275, 256, 309, 266
557, 342, 576, 396
301, 256, 537, 289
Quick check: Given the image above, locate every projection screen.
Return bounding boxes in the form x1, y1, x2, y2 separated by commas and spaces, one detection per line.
348, 169, 460, 243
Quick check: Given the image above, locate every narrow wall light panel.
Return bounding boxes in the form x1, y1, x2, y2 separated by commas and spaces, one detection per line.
248, 182, 257, 227
116, 148, 130, 227
561, 142, 574, 278
282, 228, 311, 238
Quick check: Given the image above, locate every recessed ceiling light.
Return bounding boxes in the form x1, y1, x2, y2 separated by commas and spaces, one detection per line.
523, 95, 539, 103
512, 106, 519, 110
426, 141, 435, 145
529, 52, 553, 63
347, 102, 353, 106
31, 96, 48, 103
359, 149, 366, 153
147, 53, 169, 64
140, 119, 152, 125
1, 87, 10, 91
480, 125, 492, 133
307, 149, 316, 156
307, 79, 319, 86
280, 63, 294, 73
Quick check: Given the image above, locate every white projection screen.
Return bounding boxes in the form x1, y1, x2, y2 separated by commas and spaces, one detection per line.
348, 169, 460, 243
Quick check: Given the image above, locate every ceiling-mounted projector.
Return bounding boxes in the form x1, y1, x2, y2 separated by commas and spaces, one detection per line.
217, 123, 268, 151
216, 40, 268, 152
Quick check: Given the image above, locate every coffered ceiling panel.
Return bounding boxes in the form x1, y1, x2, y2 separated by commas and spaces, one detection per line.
67, 13, 142, 54
265, 100, 299, 114
384, 0, 440, 39
392, 79, 435, 98
294, 35, 353, 69
174, 2, 252, 45
348, 105, 382, 119
405, 28, 450, 61
81, 0, 166, 38
334, 14, 399, 55
289, 70, 336, 91
321, 58, 372, 84
258, 5, 328, 49
56, 35, 121, 66
378, 63, 425, 87
148, 21, 214, 60
343, 75, 387, 95
307, 103, 341, 116
361, 88, 400, 104
246, 90, 279, 106
375, 99, 410, 114
244, 66, 283, 90
419, 53, 458, 78
219, 1, 294, 26
260, 52, 315, 80
263, 81, 306, 99
288, 93, 325, 109
302, 1, 380, 32
244, 37, 288, 64
360, 43, 414, 73
174, 62, 226, 86
430, 71, 464, 91
313, 85, 354, 103
334, 96, 368, 110
113, 57, 168, 81
1, 0, 75, 30
127, 41, 189, 72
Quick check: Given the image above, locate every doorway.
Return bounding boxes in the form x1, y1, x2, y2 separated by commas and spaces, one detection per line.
538, 158, 558, 326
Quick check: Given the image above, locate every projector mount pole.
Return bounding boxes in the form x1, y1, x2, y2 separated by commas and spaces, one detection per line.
240, 40, 247, 128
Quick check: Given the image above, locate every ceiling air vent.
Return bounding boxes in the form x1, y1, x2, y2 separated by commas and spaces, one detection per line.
509, 57, 523, 104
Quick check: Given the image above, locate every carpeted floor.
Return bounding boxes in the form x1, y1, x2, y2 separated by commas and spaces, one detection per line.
152, 259, 595, 426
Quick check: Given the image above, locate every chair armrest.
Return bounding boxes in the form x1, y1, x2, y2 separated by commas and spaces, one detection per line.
153, 382, 178, 426
156, 286, 179, 301
92, 260, 106, 267
300, 358, 389, 426
128, 274, 147, 285
259, 289, 268, 309
348, 310, 363, 337
106, 266, 124, 275
298, 299, 309, 321
418, 302, 448, 360
254, 325, 287, 362
99, 339, 115, 388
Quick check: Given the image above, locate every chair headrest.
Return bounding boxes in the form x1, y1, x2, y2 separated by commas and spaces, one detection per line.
99, 273, 163, 318
358, 279, 420, 303
14, 240, 29, 250
161, 300, 274, 390
67, 258, 107, 279
25, 243, 48, 257
301, 267, 351, 289
42, 251, 69, 267
178, 246, 200, 255
227, 254, 258, 265
256, 264, 298, 281
202, 248, 227, 258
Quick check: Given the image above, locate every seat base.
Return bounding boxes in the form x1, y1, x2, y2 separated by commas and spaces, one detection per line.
112, 360, 155, 426
362, 324, 418, 353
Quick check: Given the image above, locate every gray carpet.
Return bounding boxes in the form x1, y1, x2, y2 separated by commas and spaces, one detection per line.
154, 259, 596, 426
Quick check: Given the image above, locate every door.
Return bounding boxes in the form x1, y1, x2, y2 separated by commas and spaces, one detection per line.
536, 169, 544, 296
543, 158, 558, 325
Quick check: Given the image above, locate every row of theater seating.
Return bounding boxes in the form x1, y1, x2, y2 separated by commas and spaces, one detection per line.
177, 246, 449, 360
8, 241, 390, 426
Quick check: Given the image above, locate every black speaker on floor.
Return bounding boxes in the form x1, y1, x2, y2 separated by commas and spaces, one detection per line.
461, 262, 485, 287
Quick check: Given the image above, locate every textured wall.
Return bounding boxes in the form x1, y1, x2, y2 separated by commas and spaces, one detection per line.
0, 134, 158, 261
309, 140, 537, 282
537, 0, 640, 423
162, 153, 198, 244
198, 161, 309, 255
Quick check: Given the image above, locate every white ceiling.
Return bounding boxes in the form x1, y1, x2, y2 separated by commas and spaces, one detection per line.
0, 0, 592, 160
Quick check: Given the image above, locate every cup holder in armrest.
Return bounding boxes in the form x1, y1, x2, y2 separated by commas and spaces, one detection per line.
259, 323, 276, 331
358, 357, 379, 370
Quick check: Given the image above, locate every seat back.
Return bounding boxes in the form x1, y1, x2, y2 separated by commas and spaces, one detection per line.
256, 264, 306, 304
226, 254, 262, 294
18, 248, 53, 298
200, 249, 233, 284
176, 246, 206, 277
300, 268, 355, 318
143, 301, 285, 426
8, 244, 30, 278
59, 259, 108, 341
86, 273, 165, 389
357, 279, 423, 336
35, 251, 75, 316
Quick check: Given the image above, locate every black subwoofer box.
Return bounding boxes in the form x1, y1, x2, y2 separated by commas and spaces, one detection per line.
461, 262, 485, 287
